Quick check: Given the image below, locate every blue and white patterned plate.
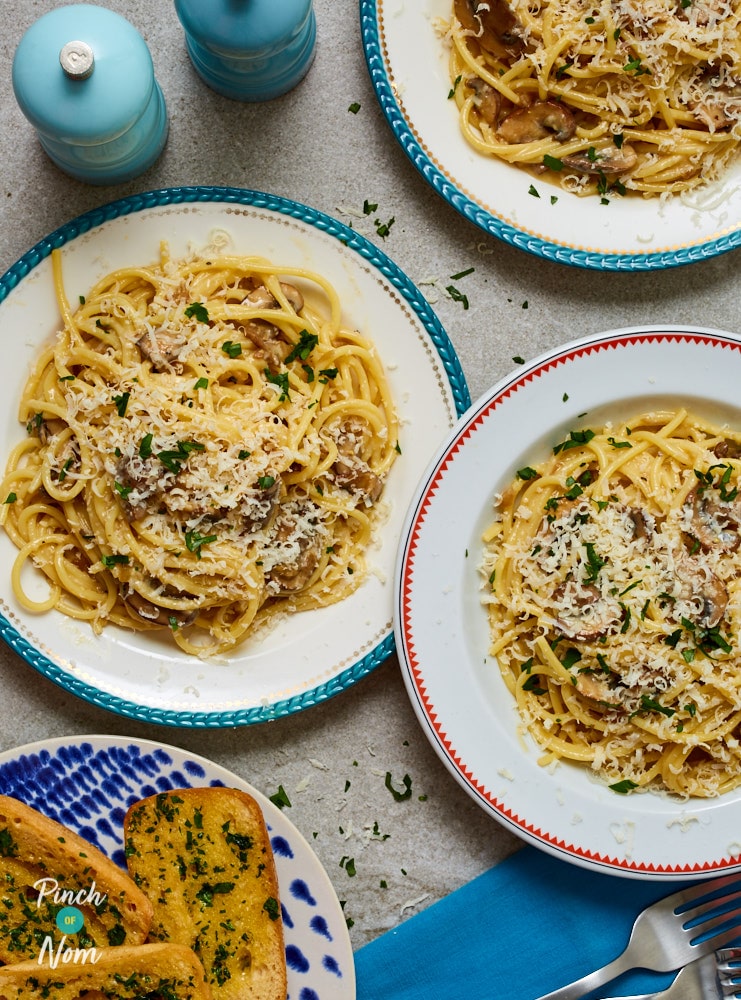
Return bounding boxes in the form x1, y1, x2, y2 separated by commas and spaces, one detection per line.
0, 735, 355, 999
361, 0, 741, 271
0, 186, 469, 727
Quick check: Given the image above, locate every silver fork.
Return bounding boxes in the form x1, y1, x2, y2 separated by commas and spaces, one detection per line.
534, 874, 741, 1000
600, 947, 741, 999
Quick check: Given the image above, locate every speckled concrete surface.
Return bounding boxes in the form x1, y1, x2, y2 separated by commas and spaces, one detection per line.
0, 0, 740, 957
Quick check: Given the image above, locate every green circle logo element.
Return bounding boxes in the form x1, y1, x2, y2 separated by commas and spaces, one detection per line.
56, 906, 84, 934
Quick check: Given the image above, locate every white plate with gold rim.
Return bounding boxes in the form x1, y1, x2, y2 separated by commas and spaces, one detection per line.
396, 325, 741, 877
361, 0, 741, 270
0, 186, 469, 727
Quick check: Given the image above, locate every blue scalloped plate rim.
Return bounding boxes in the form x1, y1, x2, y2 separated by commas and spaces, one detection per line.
0, 734, 356, 999
0, 185, 470, 729
360, 0, 741, 271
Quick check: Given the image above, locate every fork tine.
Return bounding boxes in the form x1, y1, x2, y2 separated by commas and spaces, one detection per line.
684, 897, 741, 936
673, 874, 741, 915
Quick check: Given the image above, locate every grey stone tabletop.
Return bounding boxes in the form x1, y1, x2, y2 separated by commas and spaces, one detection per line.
0, 0, 739, 954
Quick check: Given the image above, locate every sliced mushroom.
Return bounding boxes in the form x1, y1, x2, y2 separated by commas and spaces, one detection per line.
684, 486, 741, 553
38, 418, 67, 445
137, 326, 189, 372
465, 77, 501, 127
243, 281, 304, 314
267, 504, 324, 592
38, 418, 81, 480
574, 670, 621, 706
330, 417, 384, 504
115, 454, 163, 520
454, 0, 525, 53
243, 320, 288, 370
675, 556, 728, 628
497, 101, 576, 144
552, 581, 622, 642
562, 143, 638, 175
628, 507, 655, 541
713, 438, 741, 460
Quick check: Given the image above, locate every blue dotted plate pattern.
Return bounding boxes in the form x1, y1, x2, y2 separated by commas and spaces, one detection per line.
0, 736, 355, 1000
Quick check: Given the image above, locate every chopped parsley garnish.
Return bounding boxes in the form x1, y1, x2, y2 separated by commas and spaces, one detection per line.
101, 553, 130, 567
3, 493, 16, 504
348, 102, 361, 114
543, 154, 564, 172
157, 440, 205, 474
584, 542, 605, 582
222, 340, 243, 358
185, 302, 210, 323
194, 376, 209, 390
265, 369, 290, 401
184, 529, 217, 559
609, 779, 638, 794
113, 391, 130, 417
553, 428, 595, 454
285, 329, 318, 364
639, 695, 674, 717
139, 433, 153, 459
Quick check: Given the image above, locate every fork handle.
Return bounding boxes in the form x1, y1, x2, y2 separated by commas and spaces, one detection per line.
534, 953, 632, 1000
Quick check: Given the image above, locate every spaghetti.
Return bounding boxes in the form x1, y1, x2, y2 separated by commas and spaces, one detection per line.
480, 409, 741, 797
0, 244, 399, 656
445, 0, 741, 196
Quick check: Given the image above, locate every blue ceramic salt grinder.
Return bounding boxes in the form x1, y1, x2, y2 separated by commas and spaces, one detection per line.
174, 0, 316, 102
12, 4, 168, 185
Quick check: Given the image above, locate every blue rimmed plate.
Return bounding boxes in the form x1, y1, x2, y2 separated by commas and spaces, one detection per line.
0, 186, 469, 727
0, 735, 355, 998
361, 0, 741, 271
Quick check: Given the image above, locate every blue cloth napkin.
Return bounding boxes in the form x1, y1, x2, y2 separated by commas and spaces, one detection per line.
355, 846, 705, 1000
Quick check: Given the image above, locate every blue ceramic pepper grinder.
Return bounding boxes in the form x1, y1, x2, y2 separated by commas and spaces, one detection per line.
174, 0, 316, 102
12, 4, 168, 185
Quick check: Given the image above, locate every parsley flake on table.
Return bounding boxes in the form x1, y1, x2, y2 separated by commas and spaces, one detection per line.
446, 284, 469, 309
385, 771, 413, 801
269, 785, 292, 809
375, 216, 395, 238
348, 102, 361, 114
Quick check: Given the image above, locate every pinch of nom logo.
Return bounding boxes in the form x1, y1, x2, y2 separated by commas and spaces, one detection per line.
34, 877, 107, 968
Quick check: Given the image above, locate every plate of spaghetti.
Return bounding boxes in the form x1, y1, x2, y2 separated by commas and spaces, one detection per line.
396, 325, 741, 876
361, 0, 741, 270
0, 186, 469, 727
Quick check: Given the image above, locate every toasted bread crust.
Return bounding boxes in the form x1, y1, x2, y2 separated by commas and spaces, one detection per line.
0, 795, 153, 964
124, 787, 286, 1000
0, 942, 212, 999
